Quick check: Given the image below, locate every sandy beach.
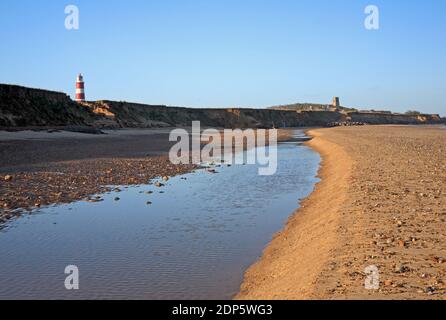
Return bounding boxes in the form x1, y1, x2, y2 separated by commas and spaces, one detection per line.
2, 125, 445, 299
237, 125, 446, 299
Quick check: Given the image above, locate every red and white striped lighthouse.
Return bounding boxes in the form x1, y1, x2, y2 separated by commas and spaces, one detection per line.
75, 73, 85, 102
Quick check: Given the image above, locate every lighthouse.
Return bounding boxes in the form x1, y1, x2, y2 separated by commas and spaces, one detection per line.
75, 73, 85, 102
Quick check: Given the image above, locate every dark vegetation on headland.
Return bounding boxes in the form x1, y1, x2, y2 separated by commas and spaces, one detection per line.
0, 84, 444, 131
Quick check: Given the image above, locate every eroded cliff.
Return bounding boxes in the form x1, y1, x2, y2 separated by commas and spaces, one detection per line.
0, 84, 443, 129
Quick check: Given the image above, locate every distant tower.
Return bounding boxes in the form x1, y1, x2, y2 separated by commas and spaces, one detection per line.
332, 96, 340, 108
75, 74, 85, 102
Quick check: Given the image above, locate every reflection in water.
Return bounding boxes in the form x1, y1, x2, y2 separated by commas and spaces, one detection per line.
0, 131, 320, 299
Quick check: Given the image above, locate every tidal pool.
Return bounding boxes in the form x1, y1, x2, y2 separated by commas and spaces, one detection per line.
0, 130, 320, 299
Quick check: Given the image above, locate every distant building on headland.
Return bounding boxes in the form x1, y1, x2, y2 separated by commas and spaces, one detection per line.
75, 74, 85, 102
332, 96, 340, 108
269, 96, 357, 113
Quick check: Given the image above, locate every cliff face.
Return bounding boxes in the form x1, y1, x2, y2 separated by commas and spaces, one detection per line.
0, 84, 443, 129
349, 112, 443, 125
83, 100, 347, 128
0, 84, 99, 127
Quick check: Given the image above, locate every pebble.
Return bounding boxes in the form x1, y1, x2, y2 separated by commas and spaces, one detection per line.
384, 280, 393, 286
4, 175, 13, 182
394, 264, 409, 273
154, 182, 164, 188
114, 197, 120, 201
162, 176, 169, 182
434, 257, 445, 264
425, 287, 435, 295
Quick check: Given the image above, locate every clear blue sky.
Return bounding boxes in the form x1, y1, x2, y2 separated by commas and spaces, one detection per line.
0, 0, 445, 115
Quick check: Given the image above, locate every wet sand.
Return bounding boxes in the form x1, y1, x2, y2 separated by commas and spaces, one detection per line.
237, 125, 446, 300
0, 136, 320, 300
0, 129, 196, 221
0, 128, 293, 223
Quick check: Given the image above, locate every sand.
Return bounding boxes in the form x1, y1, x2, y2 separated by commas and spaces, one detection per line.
237, 125, 446, 300
0, 129, 197, 220
3, 125, 445, 299
0, 128, 293, 223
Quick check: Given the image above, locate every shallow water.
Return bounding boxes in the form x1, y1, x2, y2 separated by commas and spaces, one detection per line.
0, 130, 320, 300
